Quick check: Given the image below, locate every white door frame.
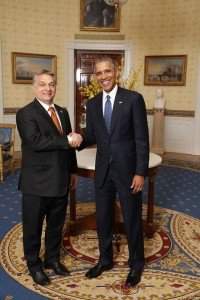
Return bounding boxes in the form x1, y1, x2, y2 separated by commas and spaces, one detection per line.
65, 39, 133, 129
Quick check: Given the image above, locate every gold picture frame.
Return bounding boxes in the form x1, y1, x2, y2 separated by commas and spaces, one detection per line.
80, 0, 120, 32
12, 52, 57, 84
144, 55, 187, 86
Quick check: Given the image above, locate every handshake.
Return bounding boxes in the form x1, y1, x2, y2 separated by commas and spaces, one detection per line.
67, 132, 83, 148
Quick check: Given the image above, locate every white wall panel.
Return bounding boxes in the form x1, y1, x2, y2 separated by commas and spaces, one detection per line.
164, 117, 194, 154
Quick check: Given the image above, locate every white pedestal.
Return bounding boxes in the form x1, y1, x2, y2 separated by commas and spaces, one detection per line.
151, 108, 165, 155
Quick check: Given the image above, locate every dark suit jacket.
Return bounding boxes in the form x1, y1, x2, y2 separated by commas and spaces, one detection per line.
83, 87, 149, 188
16, 99, 77, 197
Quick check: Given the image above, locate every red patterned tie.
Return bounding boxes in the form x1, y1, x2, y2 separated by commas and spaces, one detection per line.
48, 107, 63, 134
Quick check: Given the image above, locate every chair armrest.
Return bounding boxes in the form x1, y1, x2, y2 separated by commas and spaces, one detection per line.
1, 142, 13, 151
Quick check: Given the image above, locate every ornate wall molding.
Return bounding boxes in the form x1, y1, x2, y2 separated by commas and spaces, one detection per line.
147, 109, 195, 117
4, 107, 195, 118
74, 34, 125, 40
4, 108, 20, 114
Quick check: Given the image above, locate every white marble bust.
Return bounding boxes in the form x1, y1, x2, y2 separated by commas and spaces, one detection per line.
154, 88, 165, 109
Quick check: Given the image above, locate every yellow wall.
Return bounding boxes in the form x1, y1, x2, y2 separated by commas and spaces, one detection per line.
0, 0, 79, 108
121, 0, 200, 110
0, 0, 199, 110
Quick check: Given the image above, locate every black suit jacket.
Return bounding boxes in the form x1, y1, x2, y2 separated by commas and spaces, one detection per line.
83, 87, 149, 187
16, 99, 77, 197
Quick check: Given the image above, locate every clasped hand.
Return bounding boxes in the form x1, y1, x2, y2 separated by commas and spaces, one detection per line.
67, 132, 83, 148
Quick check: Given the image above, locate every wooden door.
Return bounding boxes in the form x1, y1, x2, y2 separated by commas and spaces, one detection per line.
74, 50, 124, 132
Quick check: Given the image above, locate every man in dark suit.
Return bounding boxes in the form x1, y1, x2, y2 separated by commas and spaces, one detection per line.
16, 70, 82, 286
82, 56, 149, 287
84, 0, 114, 27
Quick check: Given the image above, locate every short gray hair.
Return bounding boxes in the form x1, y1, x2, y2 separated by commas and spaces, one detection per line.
32, 69, 56, 84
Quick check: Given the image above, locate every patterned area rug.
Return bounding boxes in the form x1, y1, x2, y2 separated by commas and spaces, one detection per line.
0, 203, 200, 300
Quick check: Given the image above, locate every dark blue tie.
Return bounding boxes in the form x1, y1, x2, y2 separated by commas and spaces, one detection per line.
104, 95, 112, 133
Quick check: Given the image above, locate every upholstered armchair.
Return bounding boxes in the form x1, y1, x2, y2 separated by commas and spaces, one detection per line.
0, 123, 16, 181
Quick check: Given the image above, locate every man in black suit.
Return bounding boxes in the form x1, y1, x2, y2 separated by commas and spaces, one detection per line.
81, 56, 149, 287
84, 0, 114, 27
16, 70, 82, 286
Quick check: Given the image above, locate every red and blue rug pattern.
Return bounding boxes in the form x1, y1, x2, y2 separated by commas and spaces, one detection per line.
0, 203, 200, 300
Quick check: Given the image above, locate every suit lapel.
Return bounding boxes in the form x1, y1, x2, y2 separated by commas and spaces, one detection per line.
33, 99, 63, 135
95, 93, 108, 134
33, 99, 51, 124
110, 87, 125, 135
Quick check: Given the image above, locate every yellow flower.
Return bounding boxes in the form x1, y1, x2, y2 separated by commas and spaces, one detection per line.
119, 66, 142, 91
79, 76, 102, 100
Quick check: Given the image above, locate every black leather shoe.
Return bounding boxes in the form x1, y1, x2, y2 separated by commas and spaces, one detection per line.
30, 269, 50, 286
125, 268, 143, 288
44, 261, 70, 276
85, 262, 113, 279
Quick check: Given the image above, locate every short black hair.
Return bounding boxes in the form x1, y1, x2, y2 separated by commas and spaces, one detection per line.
94, 56, 118, 72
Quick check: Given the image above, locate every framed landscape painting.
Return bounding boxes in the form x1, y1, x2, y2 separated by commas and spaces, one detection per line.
144, 55, 187, 86
12, 52, 57, 84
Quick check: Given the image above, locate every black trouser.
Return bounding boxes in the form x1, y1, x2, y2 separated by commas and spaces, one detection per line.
95, 165, 144, 270
22, 193, 68, 272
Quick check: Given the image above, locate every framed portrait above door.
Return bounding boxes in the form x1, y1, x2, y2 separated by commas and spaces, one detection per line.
80, 0, 120, 32
144, 55, 187, 86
